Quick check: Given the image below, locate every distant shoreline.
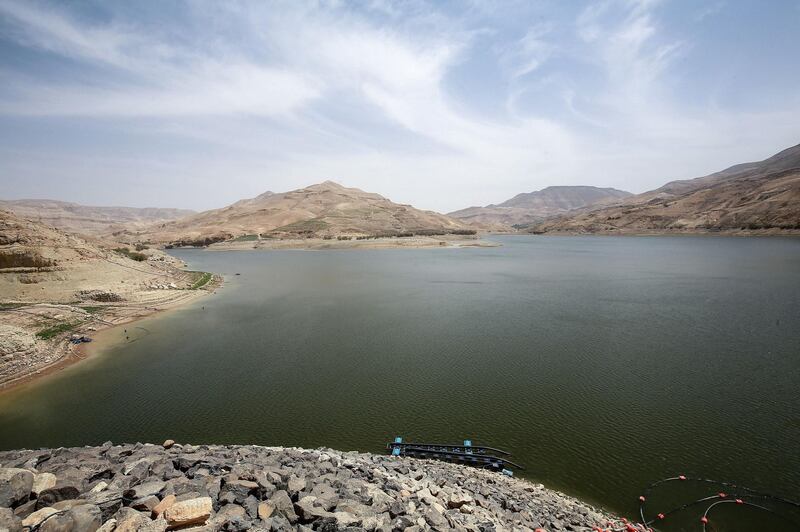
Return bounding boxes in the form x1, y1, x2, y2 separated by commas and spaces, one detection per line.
202, 234, 501, 251
499, 230, 800, 237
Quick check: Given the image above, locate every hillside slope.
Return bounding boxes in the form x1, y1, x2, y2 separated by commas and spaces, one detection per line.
0, 199, 194, 237
530, 144, 800, 234
449, 186, 631, 229
0, 209, 216, 388
121, 181, 472, 246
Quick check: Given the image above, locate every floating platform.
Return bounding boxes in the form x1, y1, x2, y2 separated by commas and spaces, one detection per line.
387, 437, 523, 474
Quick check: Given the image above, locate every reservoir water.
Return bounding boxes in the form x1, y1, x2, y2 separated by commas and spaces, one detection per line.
1, 236, 799, 528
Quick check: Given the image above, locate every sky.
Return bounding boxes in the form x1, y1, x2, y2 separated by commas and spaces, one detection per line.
1, 0, 799, 213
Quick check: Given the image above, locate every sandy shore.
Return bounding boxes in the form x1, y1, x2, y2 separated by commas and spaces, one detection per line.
0, 276, 221, 394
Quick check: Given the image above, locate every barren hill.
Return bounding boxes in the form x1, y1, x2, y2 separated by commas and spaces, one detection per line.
529, 143, 800, 235
0, 209, 217, 387
0, 199, 194, 237
0, 208, 214, 304
449, 186, 631, 230
121, 181, 472, 246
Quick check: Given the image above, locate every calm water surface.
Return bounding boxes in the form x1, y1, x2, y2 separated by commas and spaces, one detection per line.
1, 236, 799, 529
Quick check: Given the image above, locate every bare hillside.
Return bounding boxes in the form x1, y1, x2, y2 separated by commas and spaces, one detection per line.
529, 144, 800, 235
0, 199, 194, 237
120, 181, 473, 246
449, 186, 631, 229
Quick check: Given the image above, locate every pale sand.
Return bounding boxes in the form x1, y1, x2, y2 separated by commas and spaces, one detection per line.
0, 277, 221, 394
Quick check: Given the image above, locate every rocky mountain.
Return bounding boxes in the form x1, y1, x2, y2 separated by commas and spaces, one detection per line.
529, 143, 800, 234
449, 186, 631, 230
0, 199, 195, 237
120, 181, 472, 246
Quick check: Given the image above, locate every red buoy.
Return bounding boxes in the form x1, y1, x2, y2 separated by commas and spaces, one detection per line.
626, 525, 636, 532
657, 513, 665, 520
701, 516, 708, 524
679, 475, 686, 480
718, 492, 727, 498
639, 495, 646, 502
736, 499, 744, 504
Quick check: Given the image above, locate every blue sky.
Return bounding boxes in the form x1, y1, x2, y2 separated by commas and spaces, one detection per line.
1, 0, 799, 212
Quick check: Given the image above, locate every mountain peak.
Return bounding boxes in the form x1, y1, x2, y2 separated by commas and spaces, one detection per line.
306, 180, 346, 191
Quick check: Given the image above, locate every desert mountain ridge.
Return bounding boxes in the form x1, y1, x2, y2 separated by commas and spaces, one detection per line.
529, 142, 800, 234
448, 186, 632, 230
119, 180, 474, 246
0, 199, 195, 237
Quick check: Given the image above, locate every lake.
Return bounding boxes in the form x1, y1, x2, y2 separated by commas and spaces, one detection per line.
1, 236, 799, 529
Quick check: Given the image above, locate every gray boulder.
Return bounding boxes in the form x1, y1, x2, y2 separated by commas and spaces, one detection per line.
0, 468, 33, 508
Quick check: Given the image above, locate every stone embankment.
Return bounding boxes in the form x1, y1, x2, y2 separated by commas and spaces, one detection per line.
0, 443, 638, 532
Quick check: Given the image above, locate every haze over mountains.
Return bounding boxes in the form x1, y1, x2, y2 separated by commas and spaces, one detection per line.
449, 186, 631, 230
0, 199, 194, 237
3, 143, 798, 243
117, 181, 472, 246
531, 143, 800, 234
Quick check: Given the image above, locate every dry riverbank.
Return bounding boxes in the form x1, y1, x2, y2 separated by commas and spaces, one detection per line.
0, 208, 223, 391
0, 280, 220, 393
207, 235, 500, 251
0, 443, 640, 531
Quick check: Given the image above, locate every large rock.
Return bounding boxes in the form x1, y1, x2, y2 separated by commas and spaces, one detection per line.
21, 507, 59, 528
124, 480, 166, 500
287, 475, 307, 497
294, 495, 333, 522
162, 496, 212, 529
0, 468, 34, 508
152, 494, 176, 518
257, 501, 274, 520
32, 473, 58, 496
35, 487, 81, 510
0, 507, 23, 532
65, 504, 103, 531
265, 490, 297, 523
114, 508, 154, 532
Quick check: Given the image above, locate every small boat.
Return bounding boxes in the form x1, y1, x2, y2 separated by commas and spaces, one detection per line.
387, 437, 523, 474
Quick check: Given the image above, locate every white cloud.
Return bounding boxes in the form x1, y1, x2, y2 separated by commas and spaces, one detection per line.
0, 0, 798, 212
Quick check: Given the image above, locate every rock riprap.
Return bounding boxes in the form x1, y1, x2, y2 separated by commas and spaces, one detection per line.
0, 443, 633, 531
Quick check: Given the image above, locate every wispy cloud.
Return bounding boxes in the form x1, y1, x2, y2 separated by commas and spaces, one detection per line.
0, 0, 798, 211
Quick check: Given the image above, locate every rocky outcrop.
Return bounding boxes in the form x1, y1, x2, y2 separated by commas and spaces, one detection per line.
0, 443, 638, 531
